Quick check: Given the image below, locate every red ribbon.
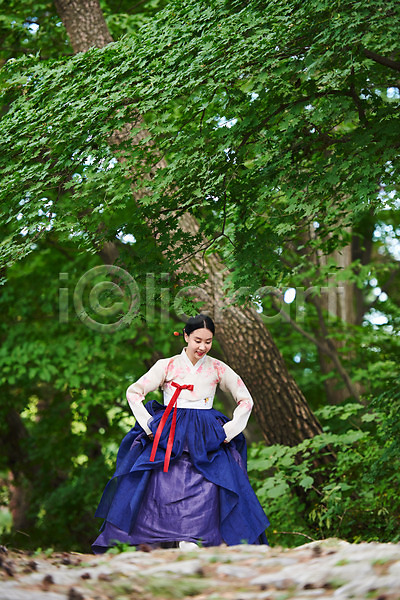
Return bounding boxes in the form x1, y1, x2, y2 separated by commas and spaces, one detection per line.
150, 381, 194, 473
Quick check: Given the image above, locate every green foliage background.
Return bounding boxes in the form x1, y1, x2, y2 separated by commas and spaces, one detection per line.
0, 0, 399, 550
248, 390, 400, 546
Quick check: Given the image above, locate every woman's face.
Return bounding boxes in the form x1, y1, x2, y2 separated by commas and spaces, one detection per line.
184, 327, 213, 365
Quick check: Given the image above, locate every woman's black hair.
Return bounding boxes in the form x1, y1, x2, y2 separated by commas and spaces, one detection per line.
183, 314, 215, 336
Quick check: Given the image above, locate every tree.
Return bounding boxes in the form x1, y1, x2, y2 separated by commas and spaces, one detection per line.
0, 234, 187, 549
53, 0, 113, 52
47, 0, 400, 411
0, 0, 326, 446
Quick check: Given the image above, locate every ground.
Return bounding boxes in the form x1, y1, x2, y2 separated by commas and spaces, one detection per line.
1, 539, 400, 600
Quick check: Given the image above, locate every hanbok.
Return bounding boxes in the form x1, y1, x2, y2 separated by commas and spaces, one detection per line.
92, 349, 269, 552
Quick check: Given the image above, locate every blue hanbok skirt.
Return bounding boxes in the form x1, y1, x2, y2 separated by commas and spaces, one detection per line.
92, 400, 269, 552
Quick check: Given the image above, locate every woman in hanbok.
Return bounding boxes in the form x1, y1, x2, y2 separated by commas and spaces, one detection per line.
92, 314, 269, 551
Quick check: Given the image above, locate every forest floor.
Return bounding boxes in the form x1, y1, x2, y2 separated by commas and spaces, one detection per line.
1, 538, 400, 600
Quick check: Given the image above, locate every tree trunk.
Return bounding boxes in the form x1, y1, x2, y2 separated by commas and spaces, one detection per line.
53, 0, 113, 53
178, 213, 322, 445
310, 226, 366, 403
315, 237, 358, 403
53, 0, 324, 446
1, 409, 34, 532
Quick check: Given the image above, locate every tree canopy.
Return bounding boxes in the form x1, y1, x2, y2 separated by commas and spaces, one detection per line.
1, 0, 399, 283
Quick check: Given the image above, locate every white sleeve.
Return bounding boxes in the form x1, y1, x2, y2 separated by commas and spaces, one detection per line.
126, 359, 168, 435
218, 364, 254, 442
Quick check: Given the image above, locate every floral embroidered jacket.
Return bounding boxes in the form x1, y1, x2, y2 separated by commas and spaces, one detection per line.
126, 349, 254, 442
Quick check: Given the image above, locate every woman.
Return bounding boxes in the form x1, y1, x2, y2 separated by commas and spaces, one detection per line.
92, 314, 269, 551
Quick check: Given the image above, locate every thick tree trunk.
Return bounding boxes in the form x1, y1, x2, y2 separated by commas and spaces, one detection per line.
179, 213, 322, 445
53, 0, 323, 446
220, 312, 322, 445
53, 0, 113, 53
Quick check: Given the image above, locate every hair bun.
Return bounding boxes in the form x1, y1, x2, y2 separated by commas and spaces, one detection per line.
183, 314, 215, 336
